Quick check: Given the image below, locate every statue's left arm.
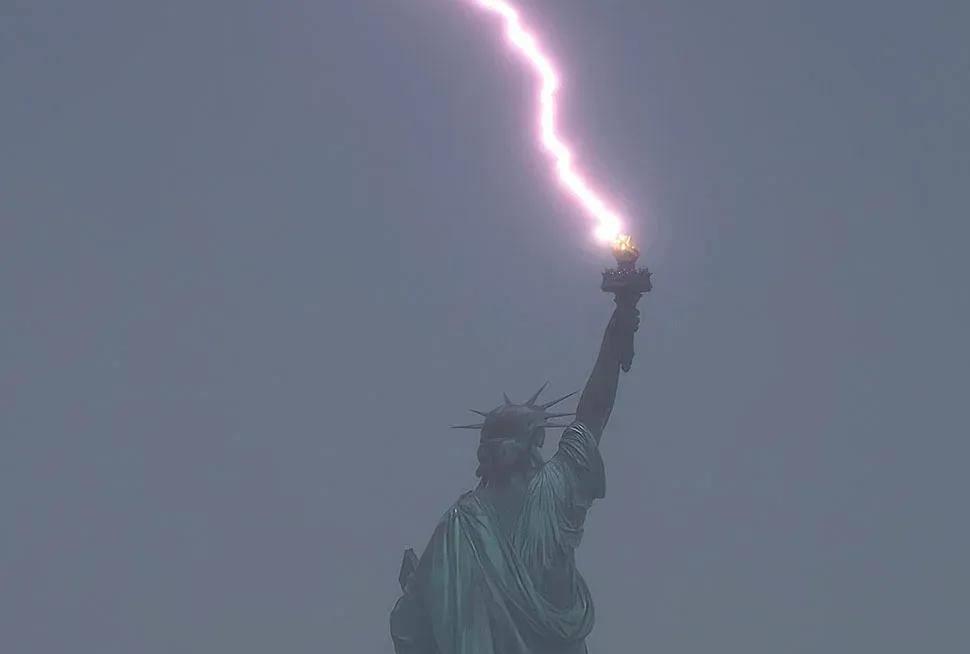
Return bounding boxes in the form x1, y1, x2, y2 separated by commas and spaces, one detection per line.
575, 291, 642, 444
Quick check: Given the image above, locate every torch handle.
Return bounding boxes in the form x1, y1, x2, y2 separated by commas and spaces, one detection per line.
612, 297, 641, 372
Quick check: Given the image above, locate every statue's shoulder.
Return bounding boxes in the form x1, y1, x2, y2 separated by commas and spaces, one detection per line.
435, 490, 483, 527
455, 489, 481, 511
548, 420, 606, 502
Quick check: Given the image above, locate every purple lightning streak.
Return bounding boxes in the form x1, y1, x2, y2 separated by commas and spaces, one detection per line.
467, 0, 625, 244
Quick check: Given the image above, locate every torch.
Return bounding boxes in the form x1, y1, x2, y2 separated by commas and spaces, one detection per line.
602, 235, 651, 372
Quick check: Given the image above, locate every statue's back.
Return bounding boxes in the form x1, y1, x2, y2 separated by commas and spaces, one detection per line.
391, 422, 604, 654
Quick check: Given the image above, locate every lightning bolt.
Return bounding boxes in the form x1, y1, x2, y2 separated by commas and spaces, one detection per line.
467, 0, 624, 244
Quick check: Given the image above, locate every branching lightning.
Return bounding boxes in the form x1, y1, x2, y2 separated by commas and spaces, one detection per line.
467, 0, 624, 244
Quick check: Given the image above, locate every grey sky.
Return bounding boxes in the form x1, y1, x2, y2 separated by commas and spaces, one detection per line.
2, 1, 968, 652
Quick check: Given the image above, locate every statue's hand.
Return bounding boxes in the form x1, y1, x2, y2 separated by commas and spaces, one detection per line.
612, 299, 641, 372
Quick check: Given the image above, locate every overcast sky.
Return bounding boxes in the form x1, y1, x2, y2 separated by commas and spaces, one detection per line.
2, 1, 968, 652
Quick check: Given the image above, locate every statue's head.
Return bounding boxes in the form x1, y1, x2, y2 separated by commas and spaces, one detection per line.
453, 383, 576, 485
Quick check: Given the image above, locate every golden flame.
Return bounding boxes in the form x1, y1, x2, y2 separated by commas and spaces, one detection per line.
611, 234, 639, 263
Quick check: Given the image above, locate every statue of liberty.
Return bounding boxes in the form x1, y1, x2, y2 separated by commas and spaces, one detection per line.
390, 238, 651, 654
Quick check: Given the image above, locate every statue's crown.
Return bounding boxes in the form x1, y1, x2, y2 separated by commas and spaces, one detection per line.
452, 382, 576, 442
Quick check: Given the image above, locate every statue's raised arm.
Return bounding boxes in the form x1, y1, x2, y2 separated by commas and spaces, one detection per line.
577, 235, 652, 443
575, 294, 641, 442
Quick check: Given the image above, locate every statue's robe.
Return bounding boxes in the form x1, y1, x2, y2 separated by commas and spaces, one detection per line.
391, 422, 605, 654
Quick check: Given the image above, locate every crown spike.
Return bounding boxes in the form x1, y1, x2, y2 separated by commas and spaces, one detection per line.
543, 411, 575, 419
503, 392, 513, 406
451, 423, 485, 430
469, 409, 490, 417
526, 381, 549, 407
540, 390, 578, 410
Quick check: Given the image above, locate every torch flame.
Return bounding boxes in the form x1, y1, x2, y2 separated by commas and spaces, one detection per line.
611, 233, 639, 263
